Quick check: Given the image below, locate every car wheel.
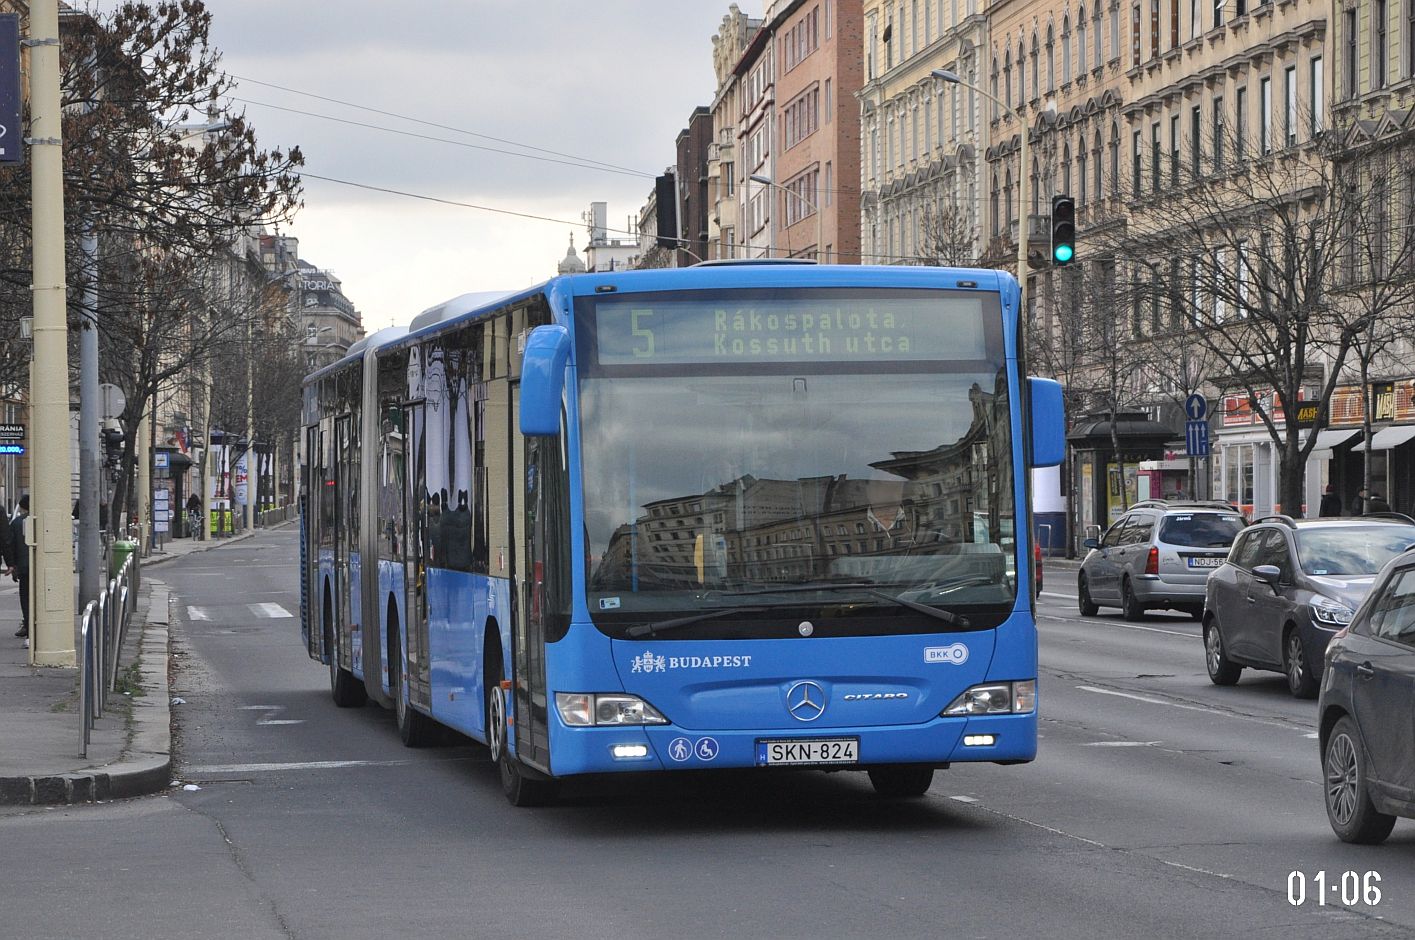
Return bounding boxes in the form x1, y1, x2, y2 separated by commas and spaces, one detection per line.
1078, 574, 1099, 616
1204, 619, 1241, 686
1121, 578, 1145, 621
1324, 716, 1397, 844
487, 656, 558, 807
1284, 629, 1319, 699
867, 765, 935, 798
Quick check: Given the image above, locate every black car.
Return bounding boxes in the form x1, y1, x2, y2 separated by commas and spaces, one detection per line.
1203, 515, 1415, 698
1319, 545, 1415, 843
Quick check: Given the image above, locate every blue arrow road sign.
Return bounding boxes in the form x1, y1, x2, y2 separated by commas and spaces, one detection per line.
1185, 393, 1208, 421
1185, 420, 1210, 457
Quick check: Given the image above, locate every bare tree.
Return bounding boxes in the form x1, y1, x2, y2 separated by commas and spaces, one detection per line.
1088, 116, 1415, 514
918, 198, 978, 267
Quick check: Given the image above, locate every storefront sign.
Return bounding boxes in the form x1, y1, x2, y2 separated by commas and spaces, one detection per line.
1372, 383, 1396, 424
1293, 401, 1323, 428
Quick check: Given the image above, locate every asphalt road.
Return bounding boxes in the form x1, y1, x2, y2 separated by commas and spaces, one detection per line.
2, 530, 1412, 939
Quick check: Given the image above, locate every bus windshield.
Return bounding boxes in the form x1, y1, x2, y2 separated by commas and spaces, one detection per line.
577, 288, 1017, 639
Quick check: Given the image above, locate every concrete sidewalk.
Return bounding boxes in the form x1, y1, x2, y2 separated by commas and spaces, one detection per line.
0, 530, 260, 806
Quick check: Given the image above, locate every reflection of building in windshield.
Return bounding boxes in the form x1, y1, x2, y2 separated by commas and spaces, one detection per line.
590, 386, 1007, 591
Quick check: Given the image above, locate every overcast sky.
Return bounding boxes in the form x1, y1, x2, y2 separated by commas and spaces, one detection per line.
90, 1, 759, 331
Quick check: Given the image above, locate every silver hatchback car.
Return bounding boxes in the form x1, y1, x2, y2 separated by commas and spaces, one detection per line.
1079, 500, 1246, 620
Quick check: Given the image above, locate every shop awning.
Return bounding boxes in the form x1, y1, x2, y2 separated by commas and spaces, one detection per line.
1307, 428, 1361, 450
1351, 426, 1415, 451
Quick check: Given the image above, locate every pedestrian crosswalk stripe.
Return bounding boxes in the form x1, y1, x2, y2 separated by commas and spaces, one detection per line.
250, 603, 292, 618
186, 606, 209, 621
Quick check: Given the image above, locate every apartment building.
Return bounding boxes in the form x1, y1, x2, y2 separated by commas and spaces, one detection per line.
860, 0, 991, 265
730, 0, 865, 261
708, 6, 763, 260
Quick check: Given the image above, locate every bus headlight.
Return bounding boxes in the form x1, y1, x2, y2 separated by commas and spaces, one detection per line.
555, 693, 669, 727
943, 681, 1036, 716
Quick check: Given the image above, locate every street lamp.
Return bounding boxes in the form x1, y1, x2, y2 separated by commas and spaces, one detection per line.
749, 173, 824, 262
931, 68, 1049, 313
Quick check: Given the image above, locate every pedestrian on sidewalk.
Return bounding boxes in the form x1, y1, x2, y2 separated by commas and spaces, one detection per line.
1319, 485, 1343, 517
1, 494, 29, 639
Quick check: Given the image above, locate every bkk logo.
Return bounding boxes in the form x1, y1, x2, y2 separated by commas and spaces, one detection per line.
924, 644, 969, 665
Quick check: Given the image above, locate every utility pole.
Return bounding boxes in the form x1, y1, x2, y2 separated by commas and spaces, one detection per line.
26, 0, 75, 665
78, 229, 100, 605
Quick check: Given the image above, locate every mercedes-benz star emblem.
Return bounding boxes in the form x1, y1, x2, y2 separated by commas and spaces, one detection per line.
786, 680, 827, 722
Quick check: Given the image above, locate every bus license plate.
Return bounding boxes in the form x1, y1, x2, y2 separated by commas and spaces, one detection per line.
1187, 557, 1224, 568
757, 738, 859, 766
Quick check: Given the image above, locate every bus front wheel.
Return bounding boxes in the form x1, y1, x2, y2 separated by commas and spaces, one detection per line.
486, 657, 557, 807
867, 765, 935, 798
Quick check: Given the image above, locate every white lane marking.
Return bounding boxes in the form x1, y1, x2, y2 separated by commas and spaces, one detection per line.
250, 602, 293, 619
1046, 611, 1199, 639
186, 606, 209, 621
1080, 741, 1163, 747
184, 759, 411, 774
239, 704, 304, 726
950, 795, 979, 803
1076, 685, 1309, 732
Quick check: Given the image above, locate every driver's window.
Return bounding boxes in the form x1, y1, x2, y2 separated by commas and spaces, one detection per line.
1101, 517, 1129, 548
1370, 568, 1415, 646
1123, 515, 1154, 545
1260, 530, 1292, 576
1231, 530, 1264, 569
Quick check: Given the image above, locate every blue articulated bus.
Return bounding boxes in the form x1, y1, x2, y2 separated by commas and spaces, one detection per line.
300, 262, 1065, 806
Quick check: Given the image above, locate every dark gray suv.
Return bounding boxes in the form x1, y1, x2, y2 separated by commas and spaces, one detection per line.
1078, 500, 1245, 620
1204, 514, 1415, 698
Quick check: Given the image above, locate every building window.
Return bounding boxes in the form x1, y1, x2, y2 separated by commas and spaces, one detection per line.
1260, 76, 1272, 153
1018, 41, 1026, 103
1110, 123, 1120, 188
1170, 113, 1180, 182
825, 79, 832, 122
1151, 121, 1161, 191
1191, 103, 1202, 173
1131, 4, 1141, 67
1063, 16, 1074, 81
1234, 86, 1246, 162
1213, 0, 1224, 27
1345, 9, 1358, 98
1004, 50, 1012, 109
1190, 0, 1201, 39
1077, 8, 1087, 73
783, 87, 821, 150
1133, 128, 1143, 192
1062, 144, 1073, 195
824, 162, 832, 208
1110, 5, 1120, 60
1309, 56, 1323, 134
1047, 26, 1055, 90
1212, 95, 1224, 169
1170, 0, 1179, 47
1374, 0, 1388, 88
1094, 131, 1104, 198
1150, 0, 1160, 57
784, 168, 819, 228
1095, 4, 1104, 66
1284, 65, 1297, 146
1031, 34, 1040, 99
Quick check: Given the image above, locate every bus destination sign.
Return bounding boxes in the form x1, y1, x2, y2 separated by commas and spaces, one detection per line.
593, 293, 991, 366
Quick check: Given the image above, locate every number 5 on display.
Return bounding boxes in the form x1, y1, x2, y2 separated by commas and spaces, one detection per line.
630, 309, 655, 358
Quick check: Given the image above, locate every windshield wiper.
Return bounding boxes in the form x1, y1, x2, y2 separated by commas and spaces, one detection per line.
625, 606, 769, 639
726, 580, 975, 627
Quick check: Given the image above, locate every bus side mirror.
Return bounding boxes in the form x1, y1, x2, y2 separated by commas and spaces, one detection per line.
520, 325, 571, 437
1028, 377, 1065, 467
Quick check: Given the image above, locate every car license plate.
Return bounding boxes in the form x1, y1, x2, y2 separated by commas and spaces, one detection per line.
756, 738, 859, 766
1187, 556, 1223, 568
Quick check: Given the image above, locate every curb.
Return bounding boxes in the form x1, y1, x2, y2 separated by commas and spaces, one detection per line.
0, 586, 172, 806
140, 530, 256, 569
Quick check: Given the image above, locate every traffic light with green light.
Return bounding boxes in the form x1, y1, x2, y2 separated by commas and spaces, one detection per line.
1051, 195, 1075, 266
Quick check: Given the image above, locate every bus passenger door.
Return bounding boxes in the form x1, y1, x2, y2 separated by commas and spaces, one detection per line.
302, 424, 319, 658
402, 402, 430, 702
333, 415, 353, 668
516, 401, 557, 772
